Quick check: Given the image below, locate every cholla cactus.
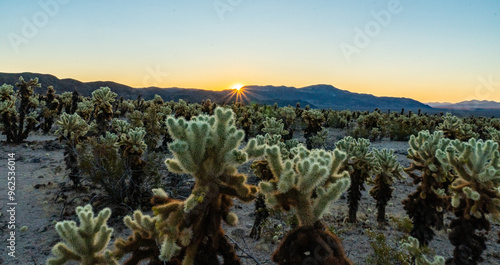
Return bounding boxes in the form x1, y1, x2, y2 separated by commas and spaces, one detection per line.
249, 134, 300, 239
47, 205, 118, 265
402, 131, 453, 246
437, 113, 478, 141
39, 86, 60, 133
259, 145, 352, 264
279, 106, 296, 139
0, 83, 14, 101
436, 139, 500, 264
336, 136, 377, 223
111, 118, 131, 135
302, 109, 325, 149
262, 117, 289, 137
403, 236, 445, 265
92, 87, 117, 135
0, 77, 41, 143
77, 99, 94, 122
308, 127, 328, 148
141, 107, 264, 264
369, 149, 404, 223
55, 113, 90, 186
119, 127, 147, 206
113, 196, 164, 264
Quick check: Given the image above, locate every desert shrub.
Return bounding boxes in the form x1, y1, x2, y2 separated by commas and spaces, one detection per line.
365, 229, 411, 265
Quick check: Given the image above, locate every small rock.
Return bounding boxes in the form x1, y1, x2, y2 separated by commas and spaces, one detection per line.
30, 158, 41, 163
38, 226, 47, 233
38, 175, 44, 178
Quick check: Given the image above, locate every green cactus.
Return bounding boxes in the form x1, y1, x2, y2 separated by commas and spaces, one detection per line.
135, 107, 264, 264
369, 149, 404, 223
436, 139, 500, 265
402, 236, 445, 265
47, 205, 118, 265
437, 113, 479, 141
0, 77, 41, 143
402, 131, 452, 246
76, 99, 95, 122
302, 109, 326, 149
39, 85, 60, 133
92, 87, 117, 136
262, 116, 289, 137
119, 127, 147, 206
335, 136, 377, 223
259, 145, 352, 264
55, 113, 90, 186
308, 127, 329, 148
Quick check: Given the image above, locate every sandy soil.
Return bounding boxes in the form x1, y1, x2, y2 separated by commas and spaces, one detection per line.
0, 129, 499, 265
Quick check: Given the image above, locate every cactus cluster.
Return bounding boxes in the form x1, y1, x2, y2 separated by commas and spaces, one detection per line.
336, 136, 377, 223
436, 138, 500, 264
259, 144, 352, 264
402, 131, 452, 246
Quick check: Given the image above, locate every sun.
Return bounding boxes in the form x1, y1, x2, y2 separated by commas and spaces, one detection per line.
232, 83, 244, 91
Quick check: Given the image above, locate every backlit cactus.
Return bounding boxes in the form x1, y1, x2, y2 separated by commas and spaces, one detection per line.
47, 205, 118, 265
436, 138, 500, 264
369, 149, 404, 223
144, 107, 264, 264
437, 113, 479, 141
92, 87, 117, 135
402, 131, 452, 246
259, 145, 352, 264
336, 136, 377, 223
403, 236, 445, 265
55, 113, 90, 186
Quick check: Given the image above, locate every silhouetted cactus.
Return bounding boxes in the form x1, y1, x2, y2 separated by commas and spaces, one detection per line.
436, 139, 500, 265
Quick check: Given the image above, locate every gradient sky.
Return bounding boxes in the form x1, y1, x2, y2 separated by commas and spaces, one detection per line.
2, 0, 499, 103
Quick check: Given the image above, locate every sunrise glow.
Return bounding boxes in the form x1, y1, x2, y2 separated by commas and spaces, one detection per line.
232, 84, 244, 91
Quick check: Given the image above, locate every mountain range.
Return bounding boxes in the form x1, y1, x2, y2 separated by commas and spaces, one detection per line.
0, 72, 435, 110
426, 100, 500, 110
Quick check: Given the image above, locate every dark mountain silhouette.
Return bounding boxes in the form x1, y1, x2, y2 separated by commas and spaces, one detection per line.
0, 72, 431, 110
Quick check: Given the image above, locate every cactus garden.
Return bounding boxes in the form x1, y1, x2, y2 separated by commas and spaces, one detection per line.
1, 77, 500, 265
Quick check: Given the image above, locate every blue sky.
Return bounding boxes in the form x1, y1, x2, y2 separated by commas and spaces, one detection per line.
1, 0, 499, 102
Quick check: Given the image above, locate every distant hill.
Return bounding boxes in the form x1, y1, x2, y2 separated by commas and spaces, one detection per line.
0, 72, 431, 110
427, 100, 500, 110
